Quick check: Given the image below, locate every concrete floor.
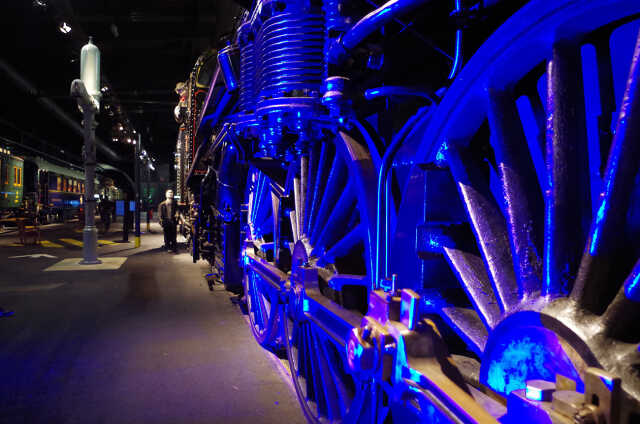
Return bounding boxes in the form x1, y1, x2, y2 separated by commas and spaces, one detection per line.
0, 221, 305, 424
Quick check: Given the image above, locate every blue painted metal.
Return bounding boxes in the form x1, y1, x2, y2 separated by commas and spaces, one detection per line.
328, 0, 434, 65
218, 44, 239, 92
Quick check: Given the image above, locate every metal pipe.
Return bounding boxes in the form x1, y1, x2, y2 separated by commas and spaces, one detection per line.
328, 0, 433, 64
364, 86, 437, 102
374, 106, 431, 287
447, 0, 463, 80
0, 59, 119, 161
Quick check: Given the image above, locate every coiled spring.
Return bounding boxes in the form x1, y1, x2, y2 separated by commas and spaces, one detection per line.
238, 23, 256, 112
255, 12, 324, 104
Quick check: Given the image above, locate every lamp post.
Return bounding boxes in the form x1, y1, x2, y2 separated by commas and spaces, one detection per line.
134, 133, 141, 247
71, 37, 101, 265
146, 163, 151, 233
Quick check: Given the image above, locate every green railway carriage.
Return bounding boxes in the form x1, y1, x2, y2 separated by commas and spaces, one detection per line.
1, 150, 125, 221
0, 148, 24, 210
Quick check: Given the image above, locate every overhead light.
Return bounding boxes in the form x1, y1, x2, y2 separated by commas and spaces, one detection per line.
101, 86, 109, 93
33, 0, 48, 9
149, 164, 155, 171
119, 124, 124, 131
59, 22, 72, 34
127, 138, 131, 143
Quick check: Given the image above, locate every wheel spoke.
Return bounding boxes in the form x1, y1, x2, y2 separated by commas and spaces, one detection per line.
572, 30, 640, 312
445, 145, 519, 313
316, 327, 352, 416
312, 182, 356, 256
440, 306, 488, 355
442, 247, 501, 330
271, 191, 280, 263
299, 155, 308, 238
303, 325, 316, 403
594, 34, 617, 177
307, 325, 329, 418
252, 273, 265, 328
305, 143, 320, 236
294, 172, 303, 240
311, 155, 347, 242
317, 223, 364, 267
308, 142, 329, 235
601, 258, 640, 340
289, 209, 299, 243
343, 384, 366, 423
487, 89, 543, 298
543, 44, 591, 297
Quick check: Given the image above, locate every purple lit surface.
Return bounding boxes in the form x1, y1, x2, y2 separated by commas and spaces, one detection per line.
0, 223, 303, 424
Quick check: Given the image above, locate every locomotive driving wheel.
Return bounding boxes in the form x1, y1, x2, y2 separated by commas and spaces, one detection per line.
243, 166, 286, 349
392, 0, 640, 420
281, 132, 391, 424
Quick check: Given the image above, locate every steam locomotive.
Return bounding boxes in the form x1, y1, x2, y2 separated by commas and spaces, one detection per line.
178, 0, 640, 422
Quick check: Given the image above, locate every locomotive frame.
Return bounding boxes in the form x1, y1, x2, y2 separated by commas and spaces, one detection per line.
179, 0, 640, 422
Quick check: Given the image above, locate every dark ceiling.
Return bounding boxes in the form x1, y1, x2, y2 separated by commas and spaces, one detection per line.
0, 0, 241, 175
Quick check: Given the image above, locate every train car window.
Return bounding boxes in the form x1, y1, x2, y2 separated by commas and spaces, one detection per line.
13, 167, 17, 186
17, 168, 21, 186
4, 163, 8, 184
57, 176, 61, 191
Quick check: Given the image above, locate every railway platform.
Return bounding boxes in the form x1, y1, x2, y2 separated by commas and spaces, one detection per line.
0, 221, 304, 424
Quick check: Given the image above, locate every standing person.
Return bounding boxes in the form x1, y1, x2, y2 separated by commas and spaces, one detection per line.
158, 189, 178, 252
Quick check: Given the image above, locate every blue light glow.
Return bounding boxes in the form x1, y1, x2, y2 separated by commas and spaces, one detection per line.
302, 298, 310, 313
486, 336, 550, 394
525, 386, 543, 401
435, 141, 448, 166
589, 199, 607, 254
624, 267, 640, 301
600, 376, 614, 391
447, 0, 462, 80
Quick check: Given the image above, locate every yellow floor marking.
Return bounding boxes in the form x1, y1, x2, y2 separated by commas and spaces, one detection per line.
41, 240, 64, 248
59, 238, 83, 247
98, 240, 118, 245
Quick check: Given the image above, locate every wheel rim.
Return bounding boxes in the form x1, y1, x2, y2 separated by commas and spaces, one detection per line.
393, 0, 640, 411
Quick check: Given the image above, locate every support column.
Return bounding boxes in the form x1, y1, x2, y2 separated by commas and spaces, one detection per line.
70, 79, 102, 265
135, 134, 141, 247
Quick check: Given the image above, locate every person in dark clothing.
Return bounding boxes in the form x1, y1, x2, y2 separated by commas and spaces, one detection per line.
158, 189, 178, 252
